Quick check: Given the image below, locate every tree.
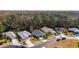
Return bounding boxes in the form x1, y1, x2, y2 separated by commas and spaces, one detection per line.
0, 22, 6, 33
77, 42, 79, 48
68, 20, 78, 28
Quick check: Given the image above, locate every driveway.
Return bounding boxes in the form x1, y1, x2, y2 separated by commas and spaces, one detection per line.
12, 39, 21, 45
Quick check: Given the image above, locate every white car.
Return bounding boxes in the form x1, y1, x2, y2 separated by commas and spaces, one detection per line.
60, 34, 66, 40
55, 36, 62, 41
75, 35, 79, 39
39, 37, 47, 42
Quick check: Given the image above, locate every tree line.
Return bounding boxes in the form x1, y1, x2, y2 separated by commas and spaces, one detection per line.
0, 11, 79, 33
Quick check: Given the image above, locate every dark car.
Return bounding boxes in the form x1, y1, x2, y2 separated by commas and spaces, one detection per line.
57, 39, 61, 41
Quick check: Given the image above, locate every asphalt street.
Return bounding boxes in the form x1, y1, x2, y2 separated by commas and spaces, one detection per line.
31, 38, 57, 48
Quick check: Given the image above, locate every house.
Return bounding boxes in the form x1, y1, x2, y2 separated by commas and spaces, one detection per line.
32, 30, 45, 37
17, 31, 31, 40
41, 27, 56, 35
3, 31, 16, 39
55, 27, 67, 34
68, 28, 79, 35
68, 28, 78, 32
3, 31, 21, 45
17, 31, 35, 47
68, 28, 79, 32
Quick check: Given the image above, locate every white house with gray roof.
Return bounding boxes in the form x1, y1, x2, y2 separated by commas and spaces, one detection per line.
32, 30, 45, 37
3, 31, 21, 45
3, 31, 16, 39
17, 31, 31, 40
41, 27, 56, 35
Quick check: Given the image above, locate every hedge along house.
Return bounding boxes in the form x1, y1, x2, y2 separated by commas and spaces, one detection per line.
41, 27, 57, 35
3, 31, 20, 45
17, 31, 34, 47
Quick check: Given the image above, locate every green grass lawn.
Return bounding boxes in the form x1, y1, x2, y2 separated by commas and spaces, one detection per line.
0, 39, 12, 48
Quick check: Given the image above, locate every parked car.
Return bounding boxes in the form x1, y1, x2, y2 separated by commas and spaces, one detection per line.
60, 34, 66, 40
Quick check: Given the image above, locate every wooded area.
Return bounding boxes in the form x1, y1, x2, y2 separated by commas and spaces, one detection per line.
0, 11, 79, 33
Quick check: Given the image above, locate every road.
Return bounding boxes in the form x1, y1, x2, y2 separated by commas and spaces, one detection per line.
2, 38, 57, 48
3, 45, 26, 48
31, 38, 57, 48
3, 36, 79, 48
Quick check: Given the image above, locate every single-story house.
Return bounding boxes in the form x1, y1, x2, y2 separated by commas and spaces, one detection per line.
32, 30, 45, 37
3, 31, 21, 45
17, 31, 31, 40
41, 27, 56, 35
3, 31, 16, 39
68, 28, 79, 35
55, 27, 67, 34
68, 28, 78, 32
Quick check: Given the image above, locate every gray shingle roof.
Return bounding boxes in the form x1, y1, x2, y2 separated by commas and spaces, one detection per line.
32, 30, 45, 37
41, 27, 56, 34
3, 31, 16, 39
68, 28, 79, 32
17, 31, 31, 40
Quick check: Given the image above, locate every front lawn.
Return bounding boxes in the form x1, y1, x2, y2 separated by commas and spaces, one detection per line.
0, 39, 11, 48
45, 39, 79, 48
29, 35, 42, 45
43, 32, 56, 40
